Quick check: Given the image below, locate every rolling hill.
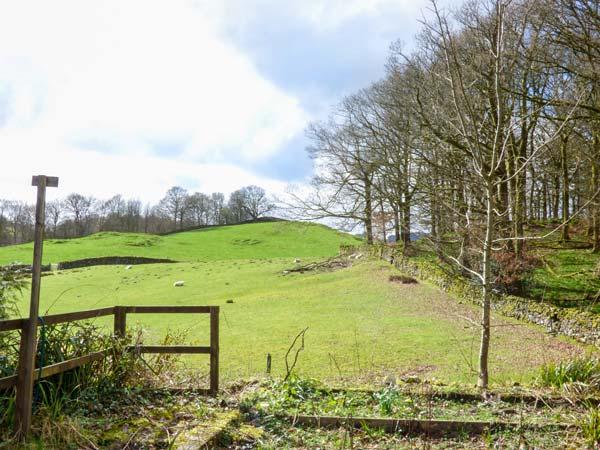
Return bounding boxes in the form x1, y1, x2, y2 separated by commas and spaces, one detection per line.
0, 221, 362, 265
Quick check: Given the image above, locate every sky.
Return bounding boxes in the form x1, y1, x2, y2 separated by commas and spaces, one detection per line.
0, 0, 457, 204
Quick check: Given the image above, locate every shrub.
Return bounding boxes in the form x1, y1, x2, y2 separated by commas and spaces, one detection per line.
374, 386, 401, 415
539, 357, 600, 390
0, 264, 28, 319
492, 250, 540, 295
580, 407, 600, 448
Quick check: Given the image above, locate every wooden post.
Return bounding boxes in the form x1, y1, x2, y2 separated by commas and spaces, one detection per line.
15, 175, 58, 437
209, 306, 219, 396
113, 306, 127, 338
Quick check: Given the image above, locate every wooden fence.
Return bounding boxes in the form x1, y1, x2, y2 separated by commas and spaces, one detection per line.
0, 305, 219, 429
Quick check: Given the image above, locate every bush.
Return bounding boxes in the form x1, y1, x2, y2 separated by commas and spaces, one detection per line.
539, 356, 600, 390
0, 264, 28, 319
0, 321, 130, 427
492, 250, 540, 295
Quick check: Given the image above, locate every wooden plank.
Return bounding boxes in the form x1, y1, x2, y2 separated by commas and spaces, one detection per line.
0, 374, 17, 389
39, 350, 110, 378
290, 415, 573, 435
1, 307, 114, 331
147, 387, 213, 396
32, 175, 59, 187
1, 351, 109, 390
291, 415, 510, 436
210, 306, 219, 396
127, 345, 211, 354
124, 306, 212, 314
0, 318, 25, 332
113, 306, 126, 338
42, 307, 115, 326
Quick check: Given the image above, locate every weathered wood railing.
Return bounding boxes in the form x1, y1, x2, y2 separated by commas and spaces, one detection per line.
0, 305, 219, 425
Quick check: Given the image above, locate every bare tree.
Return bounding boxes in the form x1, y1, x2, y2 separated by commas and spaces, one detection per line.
45, 200, 64, 238
158, 186, 189, 230
186, 192, 211, 226
64, 193, 95, 236
240, 186, 273, 220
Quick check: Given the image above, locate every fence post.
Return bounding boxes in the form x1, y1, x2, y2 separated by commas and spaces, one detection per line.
209, 306, 219, 396
15, 175, 58, 438
114, 306, 127, 338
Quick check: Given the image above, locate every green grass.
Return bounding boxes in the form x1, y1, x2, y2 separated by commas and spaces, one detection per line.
524, 223, 600, 311
9, 259, 584, 386
529, 248, 600, 310
406, 223, 600, 313
0, 221, 361, 265
1, 220, 589, 386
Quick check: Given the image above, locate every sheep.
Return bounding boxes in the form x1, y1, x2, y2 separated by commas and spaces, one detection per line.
125, 265, 133, 270
173, 280, 185, 287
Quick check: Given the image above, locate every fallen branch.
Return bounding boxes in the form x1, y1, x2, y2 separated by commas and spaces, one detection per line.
282, 257, 351, 274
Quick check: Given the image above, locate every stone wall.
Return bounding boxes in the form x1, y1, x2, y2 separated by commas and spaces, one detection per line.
56, 256, 177, 270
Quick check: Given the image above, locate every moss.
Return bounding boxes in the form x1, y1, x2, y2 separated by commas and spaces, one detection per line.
99, 417, 152, 445
173, 410, 240, 449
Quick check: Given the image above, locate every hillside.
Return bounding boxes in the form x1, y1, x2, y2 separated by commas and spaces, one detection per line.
0, 221, 361, 265
406, 221, 600, 314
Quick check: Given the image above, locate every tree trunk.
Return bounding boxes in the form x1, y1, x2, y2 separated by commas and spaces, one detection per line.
542, 179, 548, 221
364, 177, 373, 244
560, 135, 570, 242
401, 197, 411, 247
379, 199, 387, 243
552, 175, 560, 220
528, 165, 536, 222
393, 205, 400, 243
478, 180, 495, 390
513, 134, 527, 254
592, 149, 600, 253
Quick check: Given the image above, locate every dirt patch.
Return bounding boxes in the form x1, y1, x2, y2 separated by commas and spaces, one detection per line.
389, 274, 418, 284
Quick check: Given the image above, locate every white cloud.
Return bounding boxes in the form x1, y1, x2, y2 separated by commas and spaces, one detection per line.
202, 0, 426, 32
0, 0, 308, 202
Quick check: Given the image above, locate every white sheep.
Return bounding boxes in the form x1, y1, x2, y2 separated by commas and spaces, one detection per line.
173, 280, 185, 287
125, 265, 132, 270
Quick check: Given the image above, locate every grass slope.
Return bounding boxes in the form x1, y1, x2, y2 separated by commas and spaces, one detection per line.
12, 259, 583, 385
408, 221, 600, 313
0, 221, 361, 265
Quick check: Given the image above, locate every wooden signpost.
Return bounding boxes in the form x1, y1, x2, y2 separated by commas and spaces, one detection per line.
15, 175, 58, 437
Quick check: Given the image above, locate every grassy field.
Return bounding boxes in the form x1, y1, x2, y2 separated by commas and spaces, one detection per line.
0, 221, 361, 265
1, 221, 589, 387
9, 259, 584, 386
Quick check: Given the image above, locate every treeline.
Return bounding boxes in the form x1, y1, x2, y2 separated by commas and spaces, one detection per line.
292, 0, 599, 388
0, 185, 273, 245
295, 0, 599, 255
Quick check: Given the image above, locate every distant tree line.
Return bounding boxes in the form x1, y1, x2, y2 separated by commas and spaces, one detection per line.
0, 185, 274, 245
